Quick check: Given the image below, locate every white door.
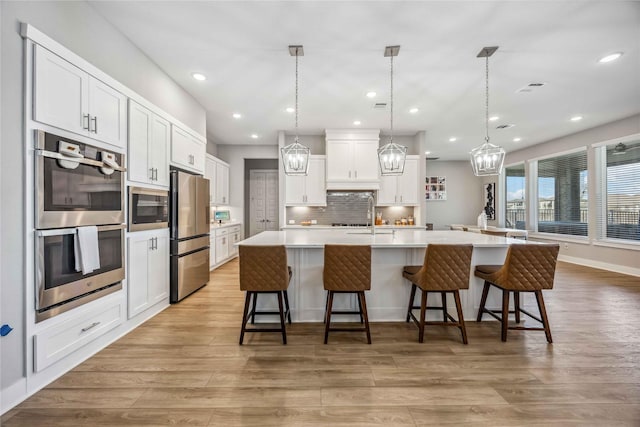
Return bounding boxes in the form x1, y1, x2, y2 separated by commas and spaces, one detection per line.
216, 163, 230, 205
150, 115, 170, 187
378, 175, 398, 205
127, 101, 152, 184
127, 234, 151, 318
398, 157, 419, 205
352, 140, 380, 181
305, 156, 327, 205
148, 232, 169, 304
285, 173, 305, 205
326, 140, 352, 181
205, 156, 216, 204
88, 77, 127, 148
249, 170, 279, 236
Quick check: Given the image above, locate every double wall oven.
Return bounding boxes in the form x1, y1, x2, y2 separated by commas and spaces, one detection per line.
35, 130, 125, 322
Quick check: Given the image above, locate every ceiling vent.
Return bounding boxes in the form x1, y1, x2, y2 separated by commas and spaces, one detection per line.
425, 156, 440, 160
496, 124, 515, 129
517, 82, 546, 93
373, 103, 387, 109
528, 82, 545, 87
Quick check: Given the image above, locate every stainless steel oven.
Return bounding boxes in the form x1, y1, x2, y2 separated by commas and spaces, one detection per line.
36, 224, 125, 322
35, 130, 125, 229
128, 187, 169, 232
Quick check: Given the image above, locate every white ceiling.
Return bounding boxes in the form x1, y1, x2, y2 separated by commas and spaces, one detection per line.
90, 1, 640, 160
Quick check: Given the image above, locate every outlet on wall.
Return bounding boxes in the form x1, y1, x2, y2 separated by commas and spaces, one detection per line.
564, 243, 569, 250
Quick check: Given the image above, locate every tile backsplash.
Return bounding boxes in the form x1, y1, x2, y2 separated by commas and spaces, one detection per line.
286, 191, 415, 225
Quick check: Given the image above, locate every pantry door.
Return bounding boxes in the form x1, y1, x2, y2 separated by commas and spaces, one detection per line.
249, 170, 279, 236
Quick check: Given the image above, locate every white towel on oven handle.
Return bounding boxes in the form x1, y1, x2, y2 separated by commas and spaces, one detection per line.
74, 226, 100, 274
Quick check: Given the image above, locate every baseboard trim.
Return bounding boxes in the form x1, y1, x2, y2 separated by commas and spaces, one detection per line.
558, 254, 640, 277
0, 378, 27, 416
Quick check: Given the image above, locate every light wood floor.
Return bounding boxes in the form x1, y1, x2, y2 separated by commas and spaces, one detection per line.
4, 260, 640, 426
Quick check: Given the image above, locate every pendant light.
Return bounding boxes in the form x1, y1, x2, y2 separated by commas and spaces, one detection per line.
470, 46, 506, 176
378, 45, 407, 176
281, 45, 310, 176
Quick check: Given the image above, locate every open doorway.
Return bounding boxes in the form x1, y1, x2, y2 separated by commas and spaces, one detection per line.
244, 159, 278, 237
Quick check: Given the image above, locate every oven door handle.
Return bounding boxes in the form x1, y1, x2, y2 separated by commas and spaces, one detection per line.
37, 224, 126, 237
36, 149, 126, 172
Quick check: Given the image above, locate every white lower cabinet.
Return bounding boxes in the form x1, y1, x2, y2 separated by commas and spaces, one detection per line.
127, 229, 169, 318
228, 225, 241, 257
211, 224, 241, 268
209, 233, 216, 269
215, 228, 229, 265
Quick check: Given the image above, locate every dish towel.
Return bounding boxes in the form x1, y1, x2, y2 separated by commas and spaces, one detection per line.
74, 226, 101, 274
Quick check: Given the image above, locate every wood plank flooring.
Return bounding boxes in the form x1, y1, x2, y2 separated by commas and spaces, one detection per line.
4, 260, 640, 426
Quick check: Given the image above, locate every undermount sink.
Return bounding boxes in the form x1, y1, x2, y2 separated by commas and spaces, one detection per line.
346, 230, 394, 235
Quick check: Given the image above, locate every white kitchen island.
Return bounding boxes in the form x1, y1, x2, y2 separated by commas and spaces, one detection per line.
237, 229, 531, 322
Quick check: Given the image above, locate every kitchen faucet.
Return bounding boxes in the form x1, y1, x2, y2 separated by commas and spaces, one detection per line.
367, 195, 376, 235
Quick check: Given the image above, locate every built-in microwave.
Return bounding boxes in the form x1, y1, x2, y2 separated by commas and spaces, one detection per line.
128, 187, 169, 232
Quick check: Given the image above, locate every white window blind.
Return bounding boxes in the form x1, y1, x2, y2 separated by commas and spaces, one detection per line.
536, 150, 588, 236
603, 139, 640, 241
505, 164, 526, 229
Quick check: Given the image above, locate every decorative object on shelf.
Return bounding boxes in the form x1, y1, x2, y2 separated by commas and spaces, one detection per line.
483, 182, 496, 220
425, 176, 447, 201
470, 46, 506, 176
281, 45, 310, 176
378, 45, 407, 176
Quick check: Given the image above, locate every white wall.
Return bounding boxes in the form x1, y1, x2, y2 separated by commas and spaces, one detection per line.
0, 0, 206, 397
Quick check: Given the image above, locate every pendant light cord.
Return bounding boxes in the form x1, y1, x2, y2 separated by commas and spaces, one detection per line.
485, 53, 490, 144
295, 48, 299, 143
390, 54, 394, 143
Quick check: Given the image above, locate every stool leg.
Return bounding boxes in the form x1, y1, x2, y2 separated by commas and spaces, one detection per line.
324, 291, 329, 324
359, 291, 372, 344
277, 291, 287, 345
250, 292, 258, 324
419, 290, 427, 343
514, 291, 521, 323
535, 290, 553, 343
407, 284, 417, 322
501, 290, 509, 342
453, 290, 468, 345
441, 292, 448, 322
324, 291, 334, 344
239, 292, 252, 345
357, 292, 364, 324
477, 281, 490, 322
283, 290, 292, 324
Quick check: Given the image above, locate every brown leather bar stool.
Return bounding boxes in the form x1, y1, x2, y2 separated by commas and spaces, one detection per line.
323, 245, 372, 344
481, 229, 508, 237
475, 244, 560, 343
402, 244, 473, 344
239, 245, 292, 345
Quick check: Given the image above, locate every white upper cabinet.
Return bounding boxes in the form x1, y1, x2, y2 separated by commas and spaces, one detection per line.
285, 156, 326, 206
171, 124, 206, 174
377, 156, 419, 206
34, 45, 127, 149
128, 100, 170, 187
205, 154, 230, 206
325, 130, 380, 189
205, 155, 216, 204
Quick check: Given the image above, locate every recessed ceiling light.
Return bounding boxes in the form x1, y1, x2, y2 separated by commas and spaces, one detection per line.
424, 151, 431, 155
232, 113, 242, 119
489, 116, 500, 121
570, 116, 583, 122
366, 91, 377, 98
513, 137, 521, 142
192, 73, 206, 81
409, 108, 419, 114
449, 137, 457, 142
353, 120, 361, 125
250, 134, 259, 139
598, 52, 623, 63
285, 107, 295, 113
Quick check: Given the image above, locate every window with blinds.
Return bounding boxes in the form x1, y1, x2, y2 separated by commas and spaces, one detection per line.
536, 150, 588, 236
604, 139, 640, 241
505, 164, 526, 229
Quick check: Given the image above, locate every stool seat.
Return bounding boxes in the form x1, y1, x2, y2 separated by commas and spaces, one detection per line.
474, 264, 501, 276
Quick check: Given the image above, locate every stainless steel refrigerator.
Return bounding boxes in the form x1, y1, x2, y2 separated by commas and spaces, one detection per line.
170, 169, 210, 302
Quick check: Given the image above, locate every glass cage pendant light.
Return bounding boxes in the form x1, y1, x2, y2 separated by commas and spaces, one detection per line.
378, 45, 407, 176
281, 45, 310, 176
470, 46, 506, 177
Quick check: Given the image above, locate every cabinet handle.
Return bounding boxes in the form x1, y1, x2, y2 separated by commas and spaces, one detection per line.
91, 116, 98, 133
400, 195, 403, 203
153, 168, 158, 181
223, 196, 226, 203
149, 168, 154, 180
82, 114, 90, 130
349, 171, 351, 178
81, 321, 100, 333
355, 170, 358, 179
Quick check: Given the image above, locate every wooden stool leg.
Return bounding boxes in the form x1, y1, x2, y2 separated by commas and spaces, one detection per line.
407, 284, 417, 322
239, 292, 252, 345
324, 291, 334, 344
323, 291, 329, 324
453, 290, 468, 345
277, 291, 287, 345
359, 291, 372, 344
283, 290, 292, 324
357, 293, 364, 324
477, 281, 490, 322
441, 292, 448, 322
419, 290, 427, 343
535, 290, 553, 343
250, 292, 258, 324
501, 290, 510, 342
514, 291, 521, 323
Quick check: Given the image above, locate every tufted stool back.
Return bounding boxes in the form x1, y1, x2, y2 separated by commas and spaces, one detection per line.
323, 245, 371, 291
481, 244, 559, 291
407, 244, 473, 291
239, 245, 290, 291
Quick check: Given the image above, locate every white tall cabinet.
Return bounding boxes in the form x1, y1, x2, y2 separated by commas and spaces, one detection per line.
377, 156, 420, 206
127, 229, 169, 318
285, 156, 326, 206
205, 154, 230, 206
128, 100, 170, 187
325, 129, 380, 190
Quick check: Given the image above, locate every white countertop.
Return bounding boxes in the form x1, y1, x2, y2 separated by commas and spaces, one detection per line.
210, 221, 242, 229
281, 225, 424, 230
237, 229, 532, 249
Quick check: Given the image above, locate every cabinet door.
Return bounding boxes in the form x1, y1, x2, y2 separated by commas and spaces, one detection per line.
352, 140, 379, 181
171, 125, 193, 169
147, 232, 169, 304
209, 235, 216, 269
326, 140, 352, 181
34, 45, 89, 136
205, 157, 216, 204
88, 77, 127, 148
305, 157, 326, 205
285, 174, 305, 205
190, 136, 206, 174
127, 235, 151, 318
377, 175, 398, 206
215, 235, 228, 264
150, 115, 170, 187
128, 101, 152, 184
398, 157, 419, 205
228, 231, 240, 257
216, 163, 230, 205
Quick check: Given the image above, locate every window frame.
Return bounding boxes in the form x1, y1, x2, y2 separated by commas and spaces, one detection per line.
503, 162, 527, 230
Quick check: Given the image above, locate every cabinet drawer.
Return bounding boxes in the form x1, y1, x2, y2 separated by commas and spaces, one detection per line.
229, 225, 241, 234
215, 228, 229, 237
34, 300, 122, 372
